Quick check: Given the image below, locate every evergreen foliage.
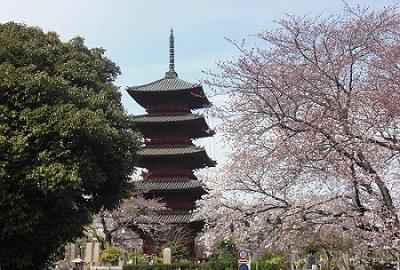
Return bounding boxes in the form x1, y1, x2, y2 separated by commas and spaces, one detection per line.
123, 262, 203, 270
0, 22, 140, 269
101, 245, 122, 265
256, 250, 286, 270
128, 253, 149, 264
206, 240, 237, 270
160, 241, 188, 263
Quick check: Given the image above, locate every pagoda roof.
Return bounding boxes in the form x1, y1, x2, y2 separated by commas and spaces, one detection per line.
134, 113, 203, 123
129, 76, 201, 92
135, 179, 205, 191
138, 145, 203, 156
127, 78, 210, 110
137, 145, 216, 168
142, 211, 199, 224
133, 113, 215, 138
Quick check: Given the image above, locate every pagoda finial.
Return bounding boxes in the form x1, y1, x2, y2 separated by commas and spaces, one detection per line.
165, 29, 178, 78
169, 29, 174, 72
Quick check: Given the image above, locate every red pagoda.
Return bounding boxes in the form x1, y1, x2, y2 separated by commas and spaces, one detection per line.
127, 30, 215, 255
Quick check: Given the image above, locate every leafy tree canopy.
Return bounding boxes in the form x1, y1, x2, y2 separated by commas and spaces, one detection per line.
0, 22, 140, 269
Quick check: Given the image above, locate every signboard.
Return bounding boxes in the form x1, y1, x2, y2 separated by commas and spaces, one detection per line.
237, 248, 250, 270
238, 249, 249, 260
238, 263, 249, 270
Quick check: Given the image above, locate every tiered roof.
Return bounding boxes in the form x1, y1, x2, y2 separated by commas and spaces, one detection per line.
129, 76, 201, 92
137, 145, 216, 169
133, 114, 215, 138
134, 179, 206, 192
138, 146, 203, 156
136, 211, 199, 224
127, 77, 210, 110
134, 114, 204, 123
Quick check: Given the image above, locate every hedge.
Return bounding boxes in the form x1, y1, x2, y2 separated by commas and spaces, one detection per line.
123, 262, 209, 270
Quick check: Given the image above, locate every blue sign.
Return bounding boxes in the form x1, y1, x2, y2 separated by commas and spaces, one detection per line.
239, 263, 249, 270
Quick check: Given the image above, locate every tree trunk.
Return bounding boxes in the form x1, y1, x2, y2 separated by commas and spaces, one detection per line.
100, 214, 112, 247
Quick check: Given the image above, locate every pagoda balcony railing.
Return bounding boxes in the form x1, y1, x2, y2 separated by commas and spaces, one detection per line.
144, 165, 195, 177
163, 201, 196, 211
147, 104, 189, 113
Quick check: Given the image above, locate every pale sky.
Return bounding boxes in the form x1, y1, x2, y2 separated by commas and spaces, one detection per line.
0, 0, 392, 168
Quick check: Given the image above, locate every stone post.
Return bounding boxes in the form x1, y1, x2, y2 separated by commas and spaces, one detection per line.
85, 242, 93, 263
163, 248, 172, 264
92, 242, 100, 265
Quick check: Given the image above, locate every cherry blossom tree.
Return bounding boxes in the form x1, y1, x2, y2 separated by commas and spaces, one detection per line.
93, 192, 165, 251
93, 190, 191, 253
200, 2, 400, 264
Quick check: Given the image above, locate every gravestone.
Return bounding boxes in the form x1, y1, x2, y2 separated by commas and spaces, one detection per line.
163, 248, 172, 264
85, 242, 93, 263
119, 252, 127, 266
93, 242, 100, 263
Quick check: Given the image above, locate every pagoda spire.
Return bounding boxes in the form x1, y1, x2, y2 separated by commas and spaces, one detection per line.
169, 29, 175, 72
165, 29, 178, 78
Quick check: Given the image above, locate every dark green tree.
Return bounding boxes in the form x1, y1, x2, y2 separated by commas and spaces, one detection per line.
0, 22, 140, 269
206, 240, 237, 270
257, 250, 286, 270
160, 241, 188, 263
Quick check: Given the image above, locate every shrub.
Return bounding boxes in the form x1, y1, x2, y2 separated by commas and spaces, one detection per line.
128, 252, 149, 264
207, 250, 237, 270
257, 250, 287, 270
123, 262, 206, 270
160, 241, 188, 263
101, 245, 122, 265
205, 240, 237, 270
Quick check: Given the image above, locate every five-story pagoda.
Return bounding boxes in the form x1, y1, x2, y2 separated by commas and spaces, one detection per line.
127, 30, 215, 255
